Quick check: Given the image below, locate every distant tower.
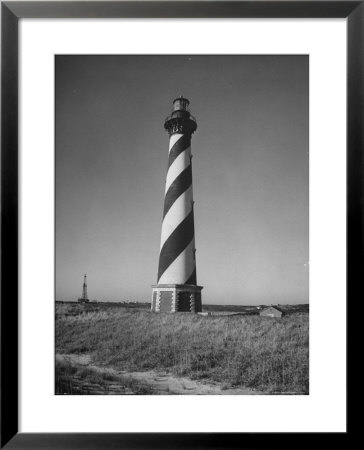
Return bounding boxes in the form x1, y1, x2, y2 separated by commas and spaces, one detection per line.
151, 96, 203, 312
78, 274, 89, 303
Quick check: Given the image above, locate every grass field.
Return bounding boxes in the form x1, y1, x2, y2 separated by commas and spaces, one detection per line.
55, 358, 154, 395
55, 302, 309, 394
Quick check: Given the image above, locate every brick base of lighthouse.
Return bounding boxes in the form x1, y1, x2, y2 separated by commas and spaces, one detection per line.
151, 284, 203, 313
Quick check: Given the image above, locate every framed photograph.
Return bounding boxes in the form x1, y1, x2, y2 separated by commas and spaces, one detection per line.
1, 1, 356, 447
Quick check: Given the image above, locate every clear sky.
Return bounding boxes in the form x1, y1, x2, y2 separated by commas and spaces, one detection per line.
56, 55, 308, 305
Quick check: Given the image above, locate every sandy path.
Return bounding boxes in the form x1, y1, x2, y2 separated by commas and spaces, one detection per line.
56, 354, 262, 395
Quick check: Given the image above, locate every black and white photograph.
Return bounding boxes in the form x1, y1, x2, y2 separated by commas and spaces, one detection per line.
55, 54, 309, 395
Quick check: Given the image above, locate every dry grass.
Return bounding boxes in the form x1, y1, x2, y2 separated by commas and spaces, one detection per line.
56, 304, 309, 394
55, 359, 154, 395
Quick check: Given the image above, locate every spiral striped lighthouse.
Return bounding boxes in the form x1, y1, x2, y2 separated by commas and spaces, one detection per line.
151, 96, 203, 313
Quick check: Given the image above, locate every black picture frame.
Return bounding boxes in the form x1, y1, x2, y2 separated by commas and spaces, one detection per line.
1, 1, 357, 448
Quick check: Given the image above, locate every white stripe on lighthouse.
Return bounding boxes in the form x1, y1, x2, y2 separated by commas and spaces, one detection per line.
158, 238, 196, 285
165, 147, 191, 193
169, 133, 183, 152
160, 186, 193, 250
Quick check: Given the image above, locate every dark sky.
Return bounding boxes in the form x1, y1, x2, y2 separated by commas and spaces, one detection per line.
56, 55, 308, 305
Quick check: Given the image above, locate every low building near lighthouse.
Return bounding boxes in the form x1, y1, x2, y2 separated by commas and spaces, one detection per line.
151, 96, 203, 313
259, 306, 285, 318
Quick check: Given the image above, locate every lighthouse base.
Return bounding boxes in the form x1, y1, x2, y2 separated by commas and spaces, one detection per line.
151, 284, 203, 313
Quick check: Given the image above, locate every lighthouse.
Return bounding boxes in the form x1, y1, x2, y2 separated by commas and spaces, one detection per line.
151, 96, 203, 313
78, 274, 89, 303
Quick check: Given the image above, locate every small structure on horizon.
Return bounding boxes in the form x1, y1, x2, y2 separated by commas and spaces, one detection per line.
78, 274, 90, 303
259, 306, 285, 318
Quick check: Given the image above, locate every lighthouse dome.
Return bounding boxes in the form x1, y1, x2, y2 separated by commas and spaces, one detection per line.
172, 95, 190, 112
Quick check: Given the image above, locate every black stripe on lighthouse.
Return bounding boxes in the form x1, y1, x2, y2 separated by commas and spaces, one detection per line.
185, 267, 197, 285
168, 134, 191, 168
163, 165, 192, 218
158, 209, 195, 282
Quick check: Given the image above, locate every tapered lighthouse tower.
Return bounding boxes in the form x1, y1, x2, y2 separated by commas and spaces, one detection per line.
78, 274, 89, 303
151, 96, 203, 313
